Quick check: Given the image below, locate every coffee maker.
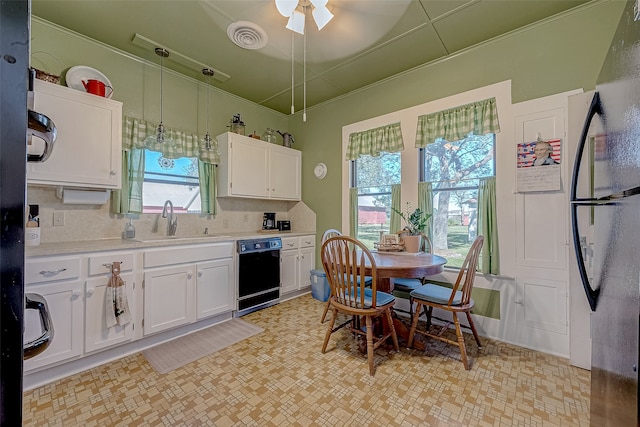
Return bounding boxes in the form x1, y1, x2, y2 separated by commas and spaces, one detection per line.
262, 212, 276, 230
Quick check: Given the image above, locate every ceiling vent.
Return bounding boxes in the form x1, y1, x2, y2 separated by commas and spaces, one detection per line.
227, 21, 268, 50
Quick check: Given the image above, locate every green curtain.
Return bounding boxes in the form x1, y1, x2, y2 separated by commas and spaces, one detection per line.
123, 116, 220, 164
477, 177, 499, 274
346, 122, 404, 160
389, 184, 402, 233
349, 187, 358, 237
198, 161, 217, 215
111, 148, 144, 214
418, 181, 433, 241
415, 98, 500, 147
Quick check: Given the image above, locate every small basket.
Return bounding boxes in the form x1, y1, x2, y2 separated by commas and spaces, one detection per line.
31, 51, 63, 84
34, 69, 60, 84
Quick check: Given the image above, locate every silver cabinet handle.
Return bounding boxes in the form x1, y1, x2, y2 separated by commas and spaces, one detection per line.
102, 261, 124, 267
39, 268, 67, 276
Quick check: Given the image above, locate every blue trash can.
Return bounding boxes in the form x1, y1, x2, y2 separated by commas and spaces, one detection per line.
310, 269, 330, 302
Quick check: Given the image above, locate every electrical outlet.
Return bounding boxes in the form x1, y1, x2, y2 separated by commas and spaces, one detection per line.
243, 214, 249, 223
53, 211, 65, 226
223, 219, 229, 229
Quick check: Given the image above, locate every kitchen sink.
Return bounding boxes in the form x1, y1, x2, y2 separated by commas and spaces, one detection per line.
134, 235, 231, 243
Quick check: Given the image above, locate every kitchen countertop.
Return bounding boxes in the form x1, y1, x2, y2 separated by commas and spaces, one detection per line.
25, 231, 317, 257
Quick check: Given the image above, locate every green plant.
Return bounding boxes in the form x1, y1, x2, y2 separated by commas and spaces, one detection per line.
392, 203, 431, 235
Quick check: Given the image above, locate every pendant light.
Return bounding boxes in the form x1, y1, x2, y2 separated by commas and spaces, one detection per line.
144, 48, 175, 149
201, 68, 220, 154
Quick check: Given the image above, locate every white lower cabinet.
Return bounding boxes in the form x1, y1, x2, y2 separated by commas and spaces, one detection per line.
196, 258, 235, 320
142, 242, 235, 336
143, 265, 196, 335
84, 272, 135, 354
280, 235, 315, 295
24, 279, 84, 372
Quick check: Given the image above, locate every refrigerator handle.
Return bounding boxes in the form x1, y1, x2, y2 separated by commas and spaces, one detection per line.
570, 92, 601, 311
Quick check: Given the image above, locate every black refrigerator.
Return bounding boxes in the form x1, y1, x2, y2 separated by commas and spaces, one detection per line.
0, 0, 29, 425
570, 0, 640, 425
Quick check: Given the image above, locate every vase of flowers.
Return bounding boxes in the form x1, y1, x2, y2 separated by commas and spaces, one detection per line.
392, 203, 431, 253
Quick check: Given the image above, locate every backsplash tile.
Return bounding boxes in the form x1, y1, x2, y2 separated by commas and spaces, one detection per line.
27, 186, 316, 243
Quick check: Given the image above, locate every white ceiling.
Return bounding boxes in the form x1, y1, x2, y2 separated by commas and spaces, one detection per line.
31, 0, 593, 114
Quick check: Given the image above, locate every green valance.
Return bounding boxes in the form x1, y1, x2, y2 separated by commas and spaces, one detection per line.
346, 122, 404, 160
123, 116, 220, 165
415, 98, 500, 147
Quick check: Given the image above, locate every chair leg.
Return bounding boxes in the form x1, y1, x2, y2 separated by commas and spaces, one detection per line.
465, 311, 482, 349
453, 313, 470, 370
322, 308, 337, 353
385, 308, 400, 351
320, 299, 331, 323
426, 306, 433, 330
365, 315, 375, 376
407, 302, 422, 348
408, 296, 414, 324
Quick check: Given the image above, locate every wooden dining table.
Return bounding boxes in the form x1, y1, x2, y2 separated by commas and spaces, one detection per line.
363, 250, 448, 346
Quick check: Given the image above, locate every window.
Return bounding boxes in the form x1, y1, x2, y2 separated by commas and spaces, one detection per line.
142, 149, 201, 213
422, 133, 495, 267
352, 151, 401, 248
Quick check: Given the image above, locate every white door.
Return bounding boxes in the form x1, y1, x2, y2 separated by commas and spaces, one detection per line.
24, 280, 84, 371
143, 265, 195, 335
280, 250, 298, 294
230, 137, 269, 197
196, 258, 235, 319
298, 246, 315, 289
270, 146, 301, 200
567, 90, 596, 370
84, 273, 135, 354
512, 89, 581, 357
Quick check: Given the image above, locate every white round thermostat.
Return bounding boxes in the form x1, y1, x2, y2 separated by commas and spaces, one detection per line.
314, 162, 327, 179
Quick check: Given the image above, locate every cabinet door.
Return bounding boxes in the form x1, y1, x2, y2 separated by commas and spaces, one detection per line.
270, 146, 301, 200
298, 246, 315, 289
196, 258, 235, 319
28, 80, 122, 188
24, 280, 84, 372
84, 273, 135, 354
230, 137, 269, 197
280, 250, 298, 294
143, 265, 195, 335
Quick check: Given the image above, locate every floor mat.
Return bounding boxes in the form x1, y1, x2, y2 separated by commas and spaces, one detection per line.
142, 318, 263, 374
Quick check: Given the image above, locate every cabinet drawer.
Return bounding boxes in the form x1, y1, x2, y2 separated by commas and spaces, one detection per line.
88, 252, 134, 276
299, 235, 315, 248
281, 237, 299, 251
144, 242, 234, 268
25, 257, 81, 284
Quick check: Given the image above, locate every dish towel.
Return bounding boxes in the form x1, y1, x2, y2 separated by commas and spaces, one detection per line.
105, 261, 131, 328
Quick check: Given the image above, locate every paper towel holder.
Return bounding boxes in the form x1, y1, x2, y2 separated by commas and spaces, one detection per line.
55, 186, 110, 205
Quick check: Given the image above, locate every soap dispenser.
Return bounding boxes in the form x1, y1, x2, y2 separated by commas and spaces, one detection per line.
124, 218, 136, 239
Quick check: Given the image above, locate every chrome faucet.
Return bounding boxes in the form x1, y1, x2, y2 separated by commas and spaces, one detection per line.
162, 200, 178, 236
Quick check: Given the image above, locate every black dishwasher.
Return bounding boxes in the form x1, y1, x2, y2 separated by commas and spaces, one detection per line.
236, 237, 282, 316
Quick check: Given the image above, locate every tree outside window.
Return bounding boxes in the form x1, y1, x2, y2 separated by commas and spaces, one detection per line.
423, 133, 494, 266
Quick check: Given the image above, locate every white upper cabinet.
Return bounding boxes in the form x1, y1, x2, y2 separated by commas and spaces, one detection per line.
28, 80, 122, 189
217, 132, 301, 201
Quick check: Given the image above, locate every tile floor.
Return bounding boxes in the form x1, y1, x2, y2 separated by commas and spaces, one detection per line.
23, 295, 590, 426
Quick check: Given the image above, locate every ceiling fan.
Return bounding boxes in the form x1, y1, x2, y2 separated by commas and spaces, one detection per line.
275, 0, 334, 34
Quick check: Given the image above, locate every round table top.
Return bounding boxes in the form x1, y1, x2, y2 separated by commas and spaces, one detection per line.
365, 251, 448, 280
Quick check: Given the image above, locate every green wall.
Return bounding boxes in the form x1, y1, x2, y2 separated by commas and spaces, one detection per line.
291, 1, 626, 249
